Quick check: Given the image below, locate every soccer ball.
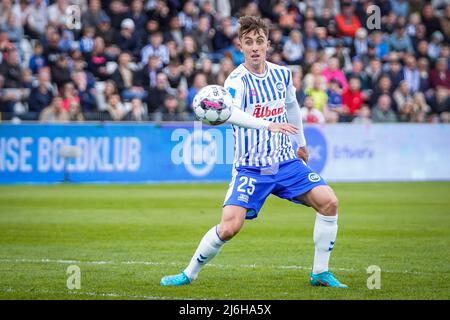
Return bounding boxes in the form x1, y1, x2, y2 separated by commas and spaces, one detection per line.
193, 85, 233, 125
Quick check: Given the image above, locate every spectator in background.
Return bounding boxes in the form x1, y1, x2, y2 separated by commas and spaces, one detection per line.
126, 0, 148, 40
390, 0, 410, 18
403, 54, 421, 94
0, 49, 22, 89
421, 3, 441, 38
303, 62, 326, 90
388, 22, 414, 56
198, 57, 217, 85
181, 56, 196, 88
105, 93, 128, 121
305, 76, 328, 113
166, 16, 185, 49
192, 15, 215, 57
95, 14, 115, 48
187, 73, 207, 111
341, 76, 364, 121
213, 18, 234, 54
429, 87, 450, 122
412, 92, 431, 116
283, 30, 304, 66
428, 31, 444, 61
429, 57, 450, 90
134, 54, 162, 90
352, 28, 369, 58
96, 79, 118, 111
25, 0, 48, 39
155, 94, 185, 121
116, 18, 141, 58
322, 57, 348, 90
268, 26, 284, 57
324, 79, 343, 123
28, 68, 54, 116
371, 94, 398, 122
393, 80, 413, 112
164, 60, 187, 91
88, 37, 109, 81
225, 36, 245, 67
417, 58, 431, 95
47, 0, 69, 29
180, 35, 200, 61
440, 4, 450, 42
292, 70, 306, 106
140, 31, 169, 68
1, 14, 23, 46
111, 51, 144, 101
385, 54, 405, 91
108, 0, 128, 32
346, 57, 370, 97
73, 70, 97, 113
51, 55, 72, 88
39, 96, 69, 123
398, 101, 416, 122
60, 82, 80, 113
335, 1, 361, 44
147, 72, 175, 115
125, 97, 147, 121
178, 1, 197, 34
81, 0, 107, 28
216, 57, 234, 86
29, 42, 46, 75
370, 75, 394, 109
370, 31, 390, 61
302, 19, 320, 51
80, 26, 96, 56
301, 96, 325, 124
365, 58, 383, 90
352, 105, 372, 124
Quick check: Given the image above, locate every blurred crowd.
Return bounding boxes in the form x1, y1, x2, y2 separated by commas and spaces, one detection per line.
0, 0, 449, 124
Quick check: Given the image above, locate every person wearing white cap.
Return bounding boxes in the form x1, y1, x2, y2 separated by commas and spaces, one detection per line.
121, 18, 135, 30
116, 18, 140, 57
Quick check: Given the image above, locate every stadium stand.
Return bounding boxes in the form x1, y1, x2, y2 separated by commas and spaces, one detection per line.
0, 0, 449, 123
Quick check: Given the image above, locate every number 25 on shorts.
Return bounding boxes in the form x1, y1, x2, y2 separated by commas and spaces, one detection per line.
237, 177, 256, 195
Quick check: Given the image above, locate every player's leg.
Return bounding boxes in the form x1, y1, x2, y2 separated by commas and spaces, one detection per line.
160, 205, 246, 286
297, 185, 347, 288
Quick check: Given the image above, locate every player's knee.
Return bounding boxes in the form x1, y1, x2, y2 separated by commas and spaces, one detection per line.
321, 195, 339, 216
219, 221, 242, 241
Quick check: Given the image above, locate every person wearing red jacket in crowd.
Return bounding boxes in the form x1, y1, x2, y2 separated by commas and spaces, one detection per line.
429, 58, 450, 90
342, 76, 364, 121
335, 1, 361, 45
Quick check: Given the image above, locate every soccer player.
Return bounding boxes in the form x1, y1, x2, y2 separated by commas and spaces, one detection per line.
161, 16, 347, 288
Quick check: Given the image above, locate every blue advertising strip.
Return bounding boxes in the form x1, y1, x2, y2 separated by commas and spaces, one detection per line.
0, 123, 233, 183
1, 123, 450, 184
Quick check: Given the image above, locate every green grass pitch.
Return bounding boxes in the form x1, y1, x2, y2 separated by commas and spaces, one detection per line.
0, 182, 449, 300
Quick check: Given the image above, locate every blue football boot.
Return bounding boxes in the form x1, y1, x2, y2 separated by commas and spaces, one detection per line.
160, 272, 191, 286
309, 271, 348, 288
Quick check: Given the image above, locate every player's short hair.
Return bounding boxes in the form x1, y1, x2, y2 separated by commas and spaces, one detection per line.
238, 16, 269, 40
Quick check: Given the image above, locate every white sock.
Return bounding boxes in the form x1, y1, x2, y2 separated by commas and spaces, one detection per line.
183, 225, 226, 280
313, 212, 338, 275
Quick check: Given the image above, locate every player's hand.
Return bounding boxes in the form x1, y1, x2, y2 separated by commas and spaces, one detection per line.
296, 146, 309, 164
268, 123, 298, 135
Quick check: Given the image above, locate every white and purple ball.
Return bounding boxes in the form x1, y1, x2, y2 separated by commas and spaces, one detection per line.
193, 85, 233, 125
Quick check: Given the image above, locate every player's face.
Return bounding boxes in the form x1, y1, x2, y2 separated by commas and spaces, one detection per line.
240, 30, 270, 72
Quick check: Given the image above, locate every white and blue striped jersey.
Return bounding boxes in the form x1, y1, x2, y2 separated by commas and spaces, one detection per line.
224, 62, 298, 168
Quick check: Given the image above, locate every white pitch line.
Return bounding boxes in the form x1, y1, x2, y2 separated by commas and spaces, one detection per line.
0, 258, 427, 275
0, 288, 198, 300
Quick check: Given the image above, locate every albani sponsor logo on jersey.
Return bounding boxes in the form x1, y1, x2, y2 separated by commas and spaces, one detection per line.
252, 104, 284, 118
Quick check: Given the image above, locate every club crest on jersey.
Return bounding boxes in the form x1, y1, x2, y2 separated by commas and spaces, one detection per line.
253, 104, 284, 118
308, 173, 321, 182
250, 89, 257, 96
275, 82, 284, 92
